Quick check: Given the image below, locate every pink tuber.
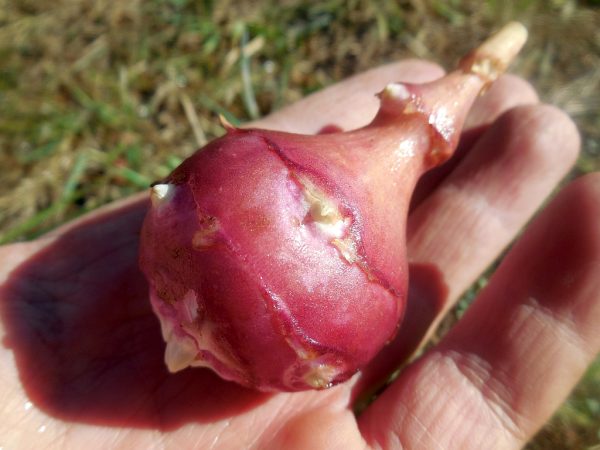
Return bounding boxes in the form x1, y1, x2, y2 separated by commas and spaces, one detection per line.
139, 23, 528, 391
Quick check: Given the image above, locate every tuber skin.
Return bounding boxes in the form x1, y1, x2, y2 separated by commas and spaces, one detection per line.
139, 23, 527, 391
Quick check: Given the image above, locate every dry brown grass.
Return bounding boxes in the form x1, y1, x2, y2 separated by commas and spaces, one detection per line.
1, 0, 598, 241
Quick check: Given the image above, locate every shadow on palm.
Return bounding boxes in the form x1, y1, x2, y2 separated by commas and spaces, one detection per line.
0, 198, 270, 430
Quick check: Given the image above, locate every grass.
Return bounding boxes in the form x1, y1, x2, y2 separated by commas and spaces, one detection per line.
1, 0, 599, 446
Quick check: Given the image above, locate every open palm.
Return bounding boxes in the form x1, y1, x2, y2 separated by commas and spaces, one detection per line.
1, 60, 599, 449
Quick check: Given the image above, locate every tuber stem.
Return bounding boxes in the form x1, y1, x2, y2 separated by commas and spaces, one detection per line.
459, 21, 528, 84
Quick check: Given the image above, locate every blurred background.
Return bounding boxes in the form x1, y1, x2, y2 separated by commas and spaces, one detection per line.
0, 0, 598, 447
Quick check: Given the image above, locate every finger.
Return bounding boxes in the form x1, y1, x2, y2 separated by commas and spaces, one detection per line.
0, 243, 39, 285
409, 105, 579, 303
464, 74, 539, 130
249, 60, 444, 133
355, 104, 579, 394
411, 74, 539, 209
359, 173, 600, 449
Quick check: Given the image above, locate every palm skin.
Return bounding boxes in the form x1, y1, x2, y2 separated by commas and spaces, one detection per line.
1, 60, 599, 450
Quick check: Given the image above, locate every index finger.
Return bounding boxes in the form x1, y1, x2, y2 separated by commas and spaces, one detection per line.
248, 60, 444, 133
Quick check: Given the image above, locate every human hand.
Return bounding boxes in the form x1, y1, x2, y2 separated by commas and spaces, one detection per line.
0, 60, 598, 449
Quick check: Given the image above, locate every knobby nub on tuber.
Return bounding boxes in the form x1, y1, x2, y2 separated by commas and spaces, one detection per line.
139, 23, 528, 391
